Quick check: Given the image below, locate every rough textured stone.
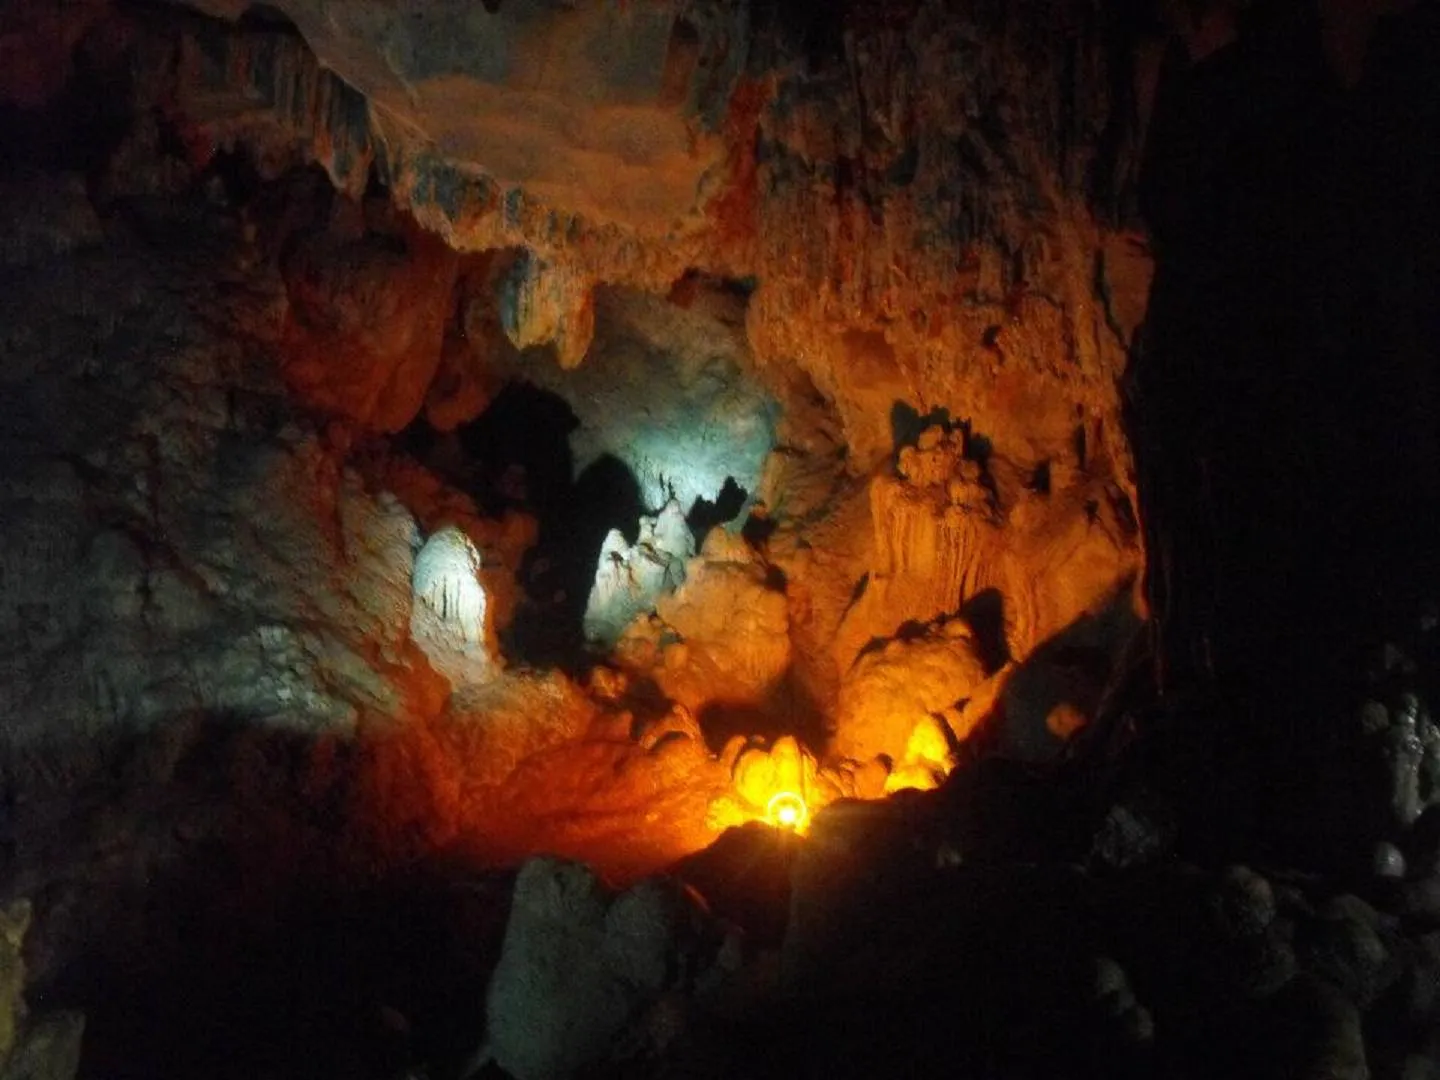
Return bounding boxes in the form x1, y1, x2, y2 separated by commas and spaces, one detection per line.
278, 211, 458, 432
1302, 894, 1397, 1010
483, 857, 714, 1080
1209, 865, 1278, 940
3, 0, 1155, 786
0, 1013, 84, 1080
616, 530, 790, 712
137, 0, 1149, 563
831, 618, 987, 764
583, 501, 694, 648
0, 178, 468, 749
495, 285, 778, 518
1266, 976, 1369, 1080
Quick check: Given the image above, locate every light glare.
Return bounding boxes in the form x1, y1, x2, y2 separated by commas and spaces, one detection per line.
766, 790, 807, 832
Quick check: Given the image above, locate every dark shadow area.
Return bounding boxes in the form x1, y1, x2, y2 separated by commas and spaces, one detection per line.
888, 401, 951, 454
696, 673, 829, 756
995, 586, 1143, 764
686, 475, 748, 547
1134, 4, 1440, 691
554, 451, 648, 615
851, 617, 934, 666
456, 382, 579, 522
0, 28, 132, 182
403, 385, 647, 669
1124, 1, 1440, 859
739, 510, 778, 547
504, 451, 646, 668
514, 444, 646, 668
235, 3, 303, 33
671, 823, 798, 948
1, 719, 515, 1080
960, 588, 1012, 674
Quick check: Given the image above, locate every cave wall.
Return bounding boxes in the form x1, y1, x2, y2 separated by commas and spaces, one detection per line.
0, 0, 1163, 770
0, 170, 450, 749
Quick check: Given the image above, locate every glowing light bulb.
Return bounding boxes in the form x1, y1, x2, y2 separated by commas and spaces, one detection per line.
766, 791, 807, 832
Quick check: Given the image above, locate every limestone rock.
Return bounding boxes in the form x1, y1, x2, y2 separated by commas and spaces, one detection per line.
883, 713, 964, 794
615, 530, 788, 711
498, 250, 594, 369
483, 858, 714, 1080
409, 524, 493, 688
582, 501, 693, 648
483, 858, 625, 1080
413, 526, 487, 643
832, 618, 987, 764
821, 416, 1141, 759
491, 285, 777, 518
423, 334, 496, 432
0, 171, 446, 751
278, 215, 458, 431
154, 0, 1147, 522
441, 671, 598, 789
80, 1, 1155, 746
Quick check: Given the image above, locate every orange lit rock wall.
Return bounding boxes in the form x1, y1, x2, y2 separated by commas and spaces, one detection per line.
108, 0, 1156, 759
0, 0, 1157, 804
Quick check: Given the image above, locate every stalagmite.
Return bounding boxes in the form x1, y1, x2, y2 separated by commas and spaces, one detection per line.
413, 525, 487, 644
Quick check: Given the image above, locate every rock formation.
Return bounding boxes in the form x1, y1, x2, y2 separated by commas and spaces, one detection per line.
1, 0, 1437, 1077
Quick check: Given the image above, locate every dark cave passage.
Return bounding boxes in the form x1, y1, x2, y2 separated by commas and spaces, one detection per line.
401, 382, 649, 668
685, 475, 749, 548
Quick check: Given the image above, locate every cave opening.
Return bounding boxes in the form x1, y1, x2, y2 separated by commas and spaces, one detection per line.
396, 274, 777, 670
684, 475, 749, 547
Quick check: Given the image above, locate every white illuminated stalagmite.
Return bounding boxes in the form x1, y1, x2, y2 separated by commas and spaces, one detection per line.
582, 500, 694, 647
413, 525, 487, 644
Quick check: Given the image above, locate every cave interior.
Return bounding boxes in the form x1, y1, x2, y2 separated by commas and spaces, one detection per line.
1, 1, 1439, 1079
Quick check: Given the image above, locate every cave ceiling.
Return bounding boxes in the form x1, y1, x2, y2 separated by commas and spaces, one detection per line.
82, 0, 1158, 473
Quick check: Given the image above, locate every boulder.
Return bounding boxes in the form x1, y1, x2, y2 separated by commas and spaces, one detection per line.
278, 216, 459, 432
1300, 894, 1397, 1009
1208, 865, 1278, 940
831, 619, 988, 764
1091, 792, 1177, 871
483, 858, 715, 1080
0, 1013, 84, 1080
1264, 976, 1369, 1080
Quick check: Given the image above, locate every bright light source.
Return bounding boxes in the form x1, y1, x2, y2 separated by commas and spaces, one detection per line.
765, 790, 807, 832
